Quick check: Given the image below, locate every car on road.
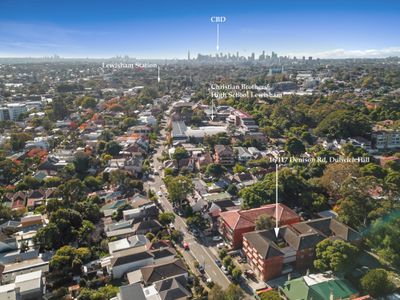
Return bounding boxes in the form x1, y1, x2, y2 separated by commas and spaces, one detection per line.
212, 236, 222, 242
154, 171, 159, 175
183, 242, 189, 250
214, 259, 222, 267
157, 191, 163, 197
169, 223, 175, 229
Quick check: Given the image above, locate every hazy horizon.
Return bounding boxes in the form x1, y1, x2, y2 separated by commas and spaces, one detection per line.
1, 0, 399, 59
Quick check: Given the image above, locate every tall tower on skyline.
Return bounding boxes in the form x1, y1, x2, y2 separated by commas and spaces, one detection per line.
187, 50, 190, 60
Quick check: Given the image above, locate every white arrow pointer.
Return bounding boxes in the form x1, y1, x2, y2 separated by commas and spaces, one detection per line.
216, 23, 220, 52
274, 163, 280, 237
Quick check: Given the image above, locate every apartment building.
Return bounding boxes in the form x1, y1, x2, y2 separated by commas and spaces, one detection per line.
373, 129, 400, 149
242, 217, 361, 281
214, 144, 235, 166
219, 203, 300, 249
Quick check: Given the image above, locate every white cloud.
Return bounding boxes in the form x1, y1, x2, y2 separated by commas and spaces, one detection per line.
287, 47, 400, 59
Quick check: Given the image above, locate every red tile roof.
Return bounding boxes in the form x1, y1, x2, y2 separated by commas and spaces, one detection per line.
220, 203, 299, 230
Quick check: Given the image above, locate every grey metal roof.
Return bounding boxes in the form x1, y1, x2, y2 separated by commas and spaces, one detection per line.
119, 283, 146, 300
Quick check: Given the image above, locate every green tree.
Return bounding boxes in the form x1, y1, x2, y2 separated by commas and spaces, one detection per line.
223, 256, 233, 268
233, 163, 246, 174
186, 213, 208, 230
52, 97, 69, 120
50, 246, 90, 276
208, 284, 226, 300
83, 176, 102, 191
78, 220, 95, 246
74, 201, 101, 223
44, 176, 63, 188
10, 132, 31, 151
49, 208, 83, 244
164, 175, 193, 208
105, 141, 122, 156
315, 110, 371, 139
73, 151, 91, 176
360, 269, 394, 298
0, 158, 22, 184
158, 212, 175, 226
205, 163, 225, 178
172, 147, 189, 168
319, 162, 360, 199
259, 290, 281, 300
58, 178, 86, 204
314, 239, 357, 273
81, 96, 97, 109
361, 163, 386, 179
366, 214, 400, 268
231, 267, 242, 281
385, 171, 400, 193
255, 214, 274, 230
33, 223, 61, 250
285, 137, 305, 155
336, 176, 383, 228
225, 284, 245, 300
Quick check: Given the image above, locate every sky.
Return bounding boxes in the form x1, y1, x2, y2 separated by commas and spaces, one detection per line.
0, 0, 399, 59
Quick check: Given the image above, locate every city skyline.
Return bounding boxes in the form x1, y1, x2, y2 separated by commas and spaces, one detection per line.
0, 0, 400, 59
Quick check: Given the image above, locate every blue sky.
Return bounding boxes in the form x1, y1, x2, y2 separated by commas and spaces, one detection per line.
0, 0, 399, 58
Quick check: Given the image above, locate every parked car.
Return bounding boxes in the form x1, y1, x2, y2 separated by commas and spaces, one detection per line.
214, 259, 222, 267
212, 236, 222, 242
157, 191, 163, 197
197, 264, 205, 273
217, 242, 225, 249
221, 266, 229, 275
192, 229, 200, 237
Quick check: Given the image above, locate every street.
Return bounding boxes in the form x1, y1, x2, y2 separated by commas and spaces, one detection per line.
145, 124, 231, 290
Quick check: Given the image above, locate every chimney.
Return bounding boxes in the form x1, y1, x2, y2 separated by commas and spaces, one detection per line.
329, 288, 334, 300
287, 273, 291, 281
306, 269, 310, 276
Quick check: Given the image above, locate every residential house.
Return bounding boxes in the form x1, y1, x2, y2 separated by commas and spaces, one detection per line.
3, 192, 27, 211
128, 125, 152, 136
0, 270, 44, 300
232, 172, 257, 188
0, 255, 49, 284
279, 272, 359, 300
104, 246, 176, 279
140, 259, 188, 285
106, 156, 143, 176
248, 147, 262, 159
122, 204, 159, 222
104, 246, 155, 279
101, 199, 128, 218
144, 275, 191, 300
235, 147, 252, 163
0, 231, 17, 253
111, 283, 146, 300
132, 220, 163, 235
108, 235, 149, 254
214, 145, 235, 166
